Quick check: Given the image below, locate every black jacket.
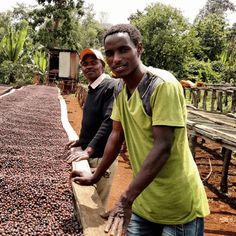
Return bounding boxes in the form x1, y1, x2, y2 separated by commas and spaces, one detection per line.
77, 76, 118, 158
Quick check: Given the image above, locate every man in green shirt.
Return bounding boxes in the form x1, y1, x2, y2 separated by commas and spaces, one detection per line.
71, 24, 210, 236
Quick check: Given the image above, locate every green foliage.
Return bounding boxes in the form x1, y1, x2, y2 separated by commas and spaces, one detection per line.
220, 27, 236, 83
196, 0, 235, 20
129, 3, 195, 78
32, 0, 85, 49
0, 20, 30, 83
0, 12, 12, 41
0, 0, 235, 87
0, 2, 106, 86
0, 60, 33, 86
0, 20, 28, 63
183, 59, 224, 83
75, 4, 105, 51
194, 14, 227, 61
33, 49, 47, 74
32, 48, 48, 83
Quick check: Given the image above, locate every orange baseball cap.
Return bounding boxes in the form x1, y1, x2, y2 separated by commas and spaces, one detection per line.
79, 48, 106, 66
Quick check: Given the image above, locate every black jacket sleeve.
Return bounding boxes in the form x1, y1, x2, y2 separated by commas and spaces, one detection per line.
88, 81, 116, 150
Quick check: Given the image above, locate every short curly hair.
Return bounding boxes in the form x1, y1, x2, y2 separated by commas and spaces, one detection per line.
103, 24, 142, 46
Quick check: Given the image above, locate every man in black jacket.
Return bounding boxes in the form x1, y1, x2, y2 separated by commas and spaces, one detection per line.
65, 48, 118, 208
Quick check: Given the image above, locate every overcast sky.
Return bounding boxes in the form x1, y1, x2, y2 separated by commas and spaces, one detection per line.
0, 0, 235, 25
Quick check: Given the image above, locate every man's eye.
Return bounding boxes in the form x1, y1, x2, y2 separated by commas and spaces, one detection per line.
105, 51, 113, 57
81, 61, 98, 66
91, 61, 98, 65
120, 48, 129, 53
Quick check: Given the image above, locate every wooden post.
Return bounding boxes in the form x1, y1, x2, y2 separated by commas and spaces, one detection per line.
188, 133, 197, 160
192, 90, 198, 108
197, 89, 201, 109
217, 91, 223, 112
188, 88, 192, 101
220, 147, 232, 193
183, 87, 186, 98
224, 90, 228, 107
211, 89, 216, 112
202, 89, 208, 111
231, 90, 236, 113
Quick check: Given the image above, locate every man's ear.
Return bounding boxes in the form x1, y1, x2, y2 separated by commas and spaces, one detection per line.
137, 42, 144, 57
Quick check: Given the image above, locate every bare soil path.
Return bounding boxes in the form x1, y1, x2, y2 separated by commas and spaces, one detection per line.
64, 93, 236, 236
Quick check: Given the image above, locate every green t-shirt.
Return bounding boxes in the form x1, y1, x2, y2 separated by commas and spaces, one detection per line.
111, 67, 210, 224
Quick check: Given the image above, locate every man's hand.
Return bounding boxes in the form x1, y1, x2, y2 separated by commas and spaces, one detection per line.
65, 140, 79, 150
66, 146, 94, 163
101, 196, 132, 236
70, 170, 96, 185
66, 150, 89, 163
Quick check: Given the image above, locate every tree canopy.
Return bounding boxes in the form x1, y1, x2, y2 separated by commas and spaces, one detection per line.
0, 0, 236, 85
129, 3, 195, 78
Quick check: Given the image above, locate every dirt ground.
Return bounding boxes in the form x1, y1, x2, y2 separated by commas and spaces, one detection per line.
63, 93, 236, 236
2, 85, 235, 236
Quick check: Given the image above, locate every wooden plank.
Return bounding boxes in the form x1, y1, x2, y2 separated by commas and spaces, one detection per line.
188, 110, 236, 128
0, 87, 15, 98
194, 124, 236, 145
71, 182, 107, 236
217, 91, 223, 112
72, 161, 107, 236
0, 86, 13, 96
58, 92, 79, 141
58, 92, 107, 236
187, 120, 196, 127
193, 126, 222, 142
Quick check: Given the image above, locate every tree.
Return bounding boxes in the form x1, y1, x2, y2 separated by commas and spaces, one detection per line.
32, 48, 48, 83
129, 3, 196, 78
196, 0, 235, 20
76, 4, 105, 51
1, 21, 28, 63
220, 24, 236, 83
194, 14, 227, 61
0, 12, 13, 64
31, 0, 84, 49
0, 12, 12, 40
0, 20, 28, 83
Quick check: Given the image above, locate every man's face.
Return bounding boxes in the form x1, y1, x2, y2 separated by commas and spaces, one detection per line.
104, 32, 141, 78
80, 54, 104, 83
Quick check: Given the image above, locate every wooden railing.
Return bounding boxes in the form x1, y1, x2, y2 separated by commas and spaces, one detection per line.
183, 85, 236, 114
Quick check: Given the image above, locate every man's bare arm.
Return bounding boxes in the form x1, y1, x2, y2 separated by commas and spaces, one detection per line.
71, 120, 125, 184
104, 125, 174, 235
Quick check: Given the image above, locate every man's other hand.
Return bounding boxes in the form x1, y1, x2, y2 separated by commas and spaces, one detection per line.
66, 150, 89, 163
101, 197, 132, 236
65, 140, 79, 150
70, 170, 95, 185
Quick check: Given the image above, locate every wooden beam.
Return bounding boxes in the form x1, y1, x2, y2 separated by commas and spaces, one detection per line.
71, 161, 107, 236
58, 92, 107, 236
188, 109, 236, 128
195, 124, 236, 144
220, 148, 232, 193
71, 181, 107, 236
